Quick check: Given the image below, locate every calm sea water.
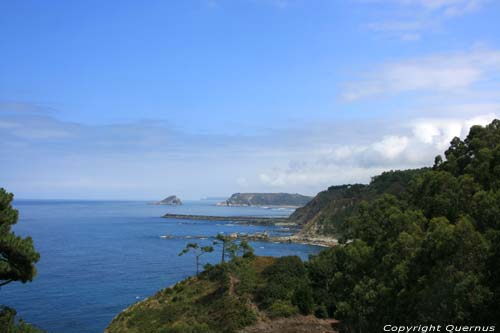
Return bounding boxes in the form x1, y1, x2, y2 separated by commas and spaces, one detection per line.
2, 200, 320, 333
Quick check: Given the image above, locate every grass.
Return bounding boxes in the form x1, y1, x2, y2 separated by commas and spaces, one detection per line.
106, 257, 278, 333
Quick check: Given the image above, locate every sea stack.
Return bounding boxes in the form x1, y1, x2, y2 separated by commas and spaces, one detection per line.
155, 195, 182, 205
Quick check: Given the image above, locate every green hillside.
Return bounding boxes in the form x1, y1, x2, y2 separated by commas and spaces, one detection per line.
106, 256, 336, 333
306, 119, 500, 330
290, 168, 428, 236
108, 119, 500, 332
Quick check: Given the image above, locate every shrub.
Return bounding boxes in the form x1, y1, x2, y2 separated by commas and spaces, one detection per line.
204, 263, 229, 283
258, 256, 311, 309
292, 284, 314, 315
262, 256, 306, 280
267, 301, 298, 318
314, 305, 329, 319
0, 306, 45, 333
160, 322, 212, 333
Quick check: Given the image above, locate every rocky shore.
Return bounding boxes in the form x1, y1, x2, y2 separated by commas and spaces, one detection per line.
271, 234, 338, 247
161, 213, 338, 247
159, 231, 338, 247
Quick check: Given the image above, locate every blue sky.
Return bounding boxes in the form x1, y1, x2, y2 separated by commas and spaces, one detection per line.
1, 0, 499, 199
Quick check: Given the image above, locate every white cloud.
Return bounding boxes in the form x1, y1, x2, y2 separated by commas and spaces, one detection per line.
1, 108, 498, 198
362, 0, 488, 40
413, 122, 441, 144
464, 113, 499, 129
399, 0, 485, 16
259, 166, 384, 188
372, 135, 409, 159
410, 114, 497, 151
412, 119, 464, 149
258, 113, 498, 189
365, 20, 426, 41
342, 48, 500, 101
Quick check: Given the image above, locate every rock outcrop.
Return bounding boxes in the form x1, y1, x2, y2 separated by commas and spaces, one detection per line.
217, 193, 312, 207
154, 195, 182, 205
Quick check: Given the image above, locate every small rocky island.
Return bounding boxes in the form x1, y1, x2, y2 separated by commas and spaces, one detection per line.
217, 192, 312, 207
153, 195, 182, 205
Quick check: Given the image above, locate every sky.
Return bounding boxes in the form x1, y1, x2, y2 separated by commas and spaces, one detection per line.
1, 0, 499, 200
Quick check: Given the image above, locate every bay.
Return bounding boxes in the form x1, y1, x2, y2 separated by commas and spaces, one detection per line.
1, 200, 320, 333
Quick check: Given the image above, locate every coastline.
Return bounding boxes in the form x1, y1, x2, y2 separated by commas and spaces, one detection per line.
215, 203, 303, 209
159, 232, 338, 248
271, 234, 338, 247
160, 213, 338, 247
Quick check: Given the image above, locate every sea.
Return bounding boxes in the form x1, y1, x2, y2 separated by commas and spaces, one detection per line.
1, 199, 321, 333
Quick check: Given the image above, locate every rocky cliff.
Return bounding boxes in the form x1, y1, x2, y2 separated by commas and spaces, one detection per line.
217, 193, 312, 207
154, 195, 182, 205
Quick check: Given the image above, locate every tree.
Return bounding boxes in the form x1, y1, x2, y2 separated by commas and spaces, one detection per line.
0, 306, 44, 333
258, 256, 310, 311
238, 240, 254, 258
213, 234, 251, 263
292, 283, 314, 315
1, 188, 42, 332
305, 120, 500, 331
0, 188, 40, 287
213, 234, 232, 264
179, 243, 213, 276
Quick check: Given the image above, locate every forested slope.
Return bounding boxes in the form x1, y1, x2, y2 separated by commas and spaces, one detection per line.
307, 119, 500, 330
106, 256, 338, 333
290, 168, 427, 237
108, 119, 500, 333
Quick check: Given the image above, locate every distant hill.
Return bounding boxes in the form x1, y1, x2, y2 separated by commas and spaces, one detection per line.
153, 195, 182, 205
217, 193, 312, 207
290, 168, 428, 237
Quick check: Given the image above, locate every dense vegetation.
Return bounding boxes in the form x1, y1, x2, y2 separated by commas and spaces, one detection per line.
308, 119, 500, 331
290, 168, 427, 236
106, 255, 317, 333
109, 119, 500, 333
108, 239, 324, 333
0, 188, 43, 332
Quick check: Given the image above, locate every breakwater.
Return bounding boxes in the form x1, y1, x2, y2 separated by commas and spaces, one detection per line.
162, 213, 291, 225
